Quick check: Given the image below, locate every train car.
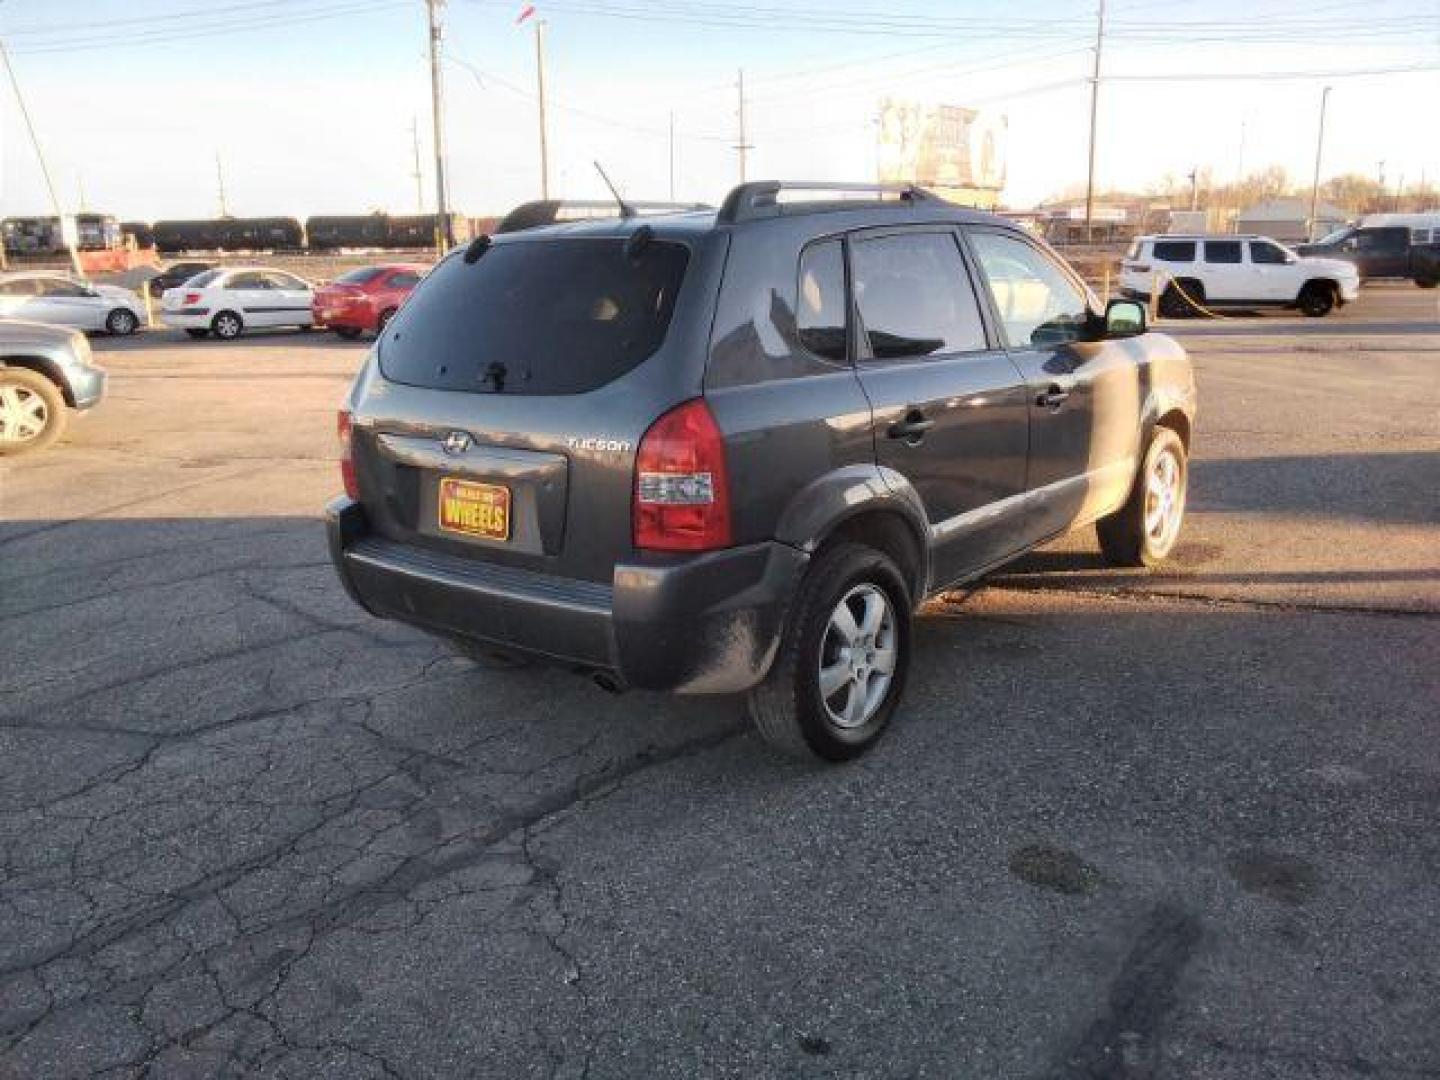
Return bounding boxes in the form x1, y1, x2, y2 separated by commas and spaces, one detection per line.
153, 219, 225, 253
305, 214, 390, 251
381, 213, 463, 249
217, 216, 305, 252
121, 221, 155, 250
2, 213, 122, 254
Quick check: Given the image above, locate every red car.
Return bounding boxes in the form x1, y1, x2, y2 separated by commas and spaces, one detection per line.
312, 264, 425, 339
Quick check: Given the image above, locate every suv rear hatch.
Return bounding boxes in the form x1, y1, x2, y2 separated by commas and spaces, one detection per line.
346, 231, 708, 585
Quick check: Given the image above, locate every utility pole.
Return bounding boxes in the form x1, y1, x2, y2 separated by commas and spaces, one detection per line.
0, 38, 81, 275
669, 110, 676, 201
426, 0, 452, 250
535, 19, 550, 200
1083, 0, 1106, 243
411, 117, 425, 212
216, 152, 229, 217
734, 68, 752, 183
1306, 86, 1330, 242
1188, 168, 1199, 211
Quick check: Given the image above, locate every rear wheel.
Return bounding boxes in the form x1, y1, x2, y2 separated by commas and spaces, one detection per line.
1415, 277, 1438, 289
106, 308, 139, 336
1297, 281, 1336, 317
333, 326, 363, 340
0, 368, 67, 456
1097, 426, 1188, 567
1159, 279, 1203, 318
376, 307, 398, 334
211, 310, 243, 340
748, 542, 911, 761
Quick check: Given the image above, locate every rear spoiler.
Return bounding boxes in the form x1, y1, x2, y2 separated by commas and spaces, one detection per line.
496, 200, 712, 234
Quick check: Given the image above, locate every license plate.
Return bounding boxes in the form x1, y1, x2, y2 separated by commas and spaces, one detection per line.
437, 477, 511, 541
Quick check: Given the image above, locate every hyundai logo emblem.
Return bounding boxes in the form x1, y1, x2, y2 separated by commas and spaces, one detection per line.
441, 430, 472, 456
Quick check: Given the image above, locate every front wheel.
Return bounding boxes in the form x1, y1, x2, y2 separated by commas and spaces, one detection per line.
1096, 426, 1188, 567
1297, 282, 1336, 317
0, 368, 67, 456
748, 542, 911, 761
376, 307, 397, 334
106, 308, 139, 336
1416, 277, 1438, 290
333, 326, 363, 341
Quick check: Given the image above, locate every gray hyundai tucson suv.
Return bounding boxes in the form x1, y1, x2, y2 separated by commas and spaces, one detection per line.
327, 182, 1196, 760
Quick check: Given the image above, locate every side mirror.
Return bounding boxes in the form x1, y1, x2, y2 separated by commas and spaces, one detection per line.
1104, 298, 1146, 338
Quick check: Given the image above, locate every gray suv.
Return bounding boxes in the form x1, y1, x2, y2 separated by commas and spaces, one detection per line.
327, 183, 1196, 760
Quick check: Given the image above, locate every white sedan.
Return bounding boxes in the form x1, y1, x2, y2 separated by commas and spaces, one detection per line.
162, 267, 315, 339
0, 273, 146, 335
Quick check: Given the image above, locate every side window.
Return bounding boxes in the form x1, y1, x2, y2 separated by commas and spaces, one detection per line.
968, 231, 1091, 348
0, 279, 37, 296
1204, 241, 1242, 264
850, 232, 986, 360
387, 271, 421, 289
1152, 241, 1196, 263
40, 278, 89, 298
228, 272, 263, 289
795, 240, 847, 362
269, 272, 307, 290
1249, 241, 1288, 265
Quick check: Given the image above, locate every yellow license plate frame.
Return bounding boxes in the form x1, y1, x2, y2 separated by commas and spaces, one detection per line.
437, 477, 511, 541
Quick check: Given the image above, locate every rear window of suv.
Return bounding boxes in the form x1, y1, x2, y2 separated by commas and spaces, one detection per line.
1152, 241, 1196, 262
379, 237, 690, 395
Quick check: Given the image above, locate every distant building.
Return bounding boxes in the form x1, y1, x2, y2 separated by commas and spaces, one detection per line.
1235, 198, 1348, 243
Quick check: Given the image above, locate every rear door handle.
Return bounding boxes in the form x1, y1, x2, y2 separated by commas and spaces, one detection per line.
887, 410, 935, 443
1037, 385, 1070, 410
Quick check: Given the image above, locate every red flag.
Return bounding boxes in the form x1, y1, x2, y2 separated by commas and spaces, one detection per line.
515, 4, 536, 24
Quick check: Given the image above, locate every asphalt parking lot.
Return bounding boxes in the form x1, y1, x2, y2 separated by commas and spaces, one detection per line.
2, 284, 1437, 1078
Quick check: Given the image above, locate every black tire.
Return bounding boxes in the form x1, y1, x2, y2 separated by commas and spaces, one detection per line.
211, 310, 243, 340
748, 542, 912, 761
105, 308, 139, 336
1415, 278, 1438, 290
0, 367, 68, 456
333, 326, 363, 341
1096, 426, 1188, 567
1159, 279, 1204, 319
376, 307, 397, 334
185, 328, 209, 339
1297, 281, 1336, 317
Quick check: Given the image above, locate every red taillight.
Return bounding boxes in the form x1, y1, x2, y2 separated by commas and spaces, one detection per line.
183, 291, 201, 305
337, 409, 359, 499
633, 398, 731, 552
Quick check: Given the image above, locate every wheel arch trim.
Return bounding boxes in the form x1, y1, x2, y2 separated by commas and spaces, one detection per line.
772, 463, 931, 600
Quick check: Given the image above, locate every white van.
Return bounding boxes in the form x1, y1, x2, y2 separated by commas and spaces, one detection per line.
1120, 234, 1360, 317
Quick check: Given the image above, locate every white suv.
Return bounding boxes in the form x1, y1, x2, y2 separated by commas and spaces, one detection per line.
1120, 235, 1360, 317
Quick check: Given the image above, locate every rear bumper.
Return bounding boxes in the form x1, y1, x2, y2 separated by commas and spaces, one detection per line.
162, 307, 210, 327
326, 497, 807, 694
313, 303, 375, 330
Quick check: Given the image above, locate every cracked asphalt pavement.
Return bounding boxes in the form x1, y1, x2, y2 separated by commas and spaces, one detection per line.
2, 284, 1437, 1078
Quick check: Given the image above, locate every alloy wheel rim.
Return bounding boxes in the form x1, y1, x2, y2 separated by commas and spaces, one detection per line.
817, 583, 898, 730
217, 316, 239, 337
0, 385, 49, 444
1144, 447, 1184, 548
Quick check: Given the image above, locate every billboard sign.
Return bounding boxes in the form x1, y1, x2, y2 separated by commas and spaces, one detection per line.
877, 100, 1007, 194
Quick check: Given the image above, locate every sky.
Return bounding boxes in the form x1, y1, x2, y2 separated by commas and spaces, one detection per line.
1, 0, 1437, 221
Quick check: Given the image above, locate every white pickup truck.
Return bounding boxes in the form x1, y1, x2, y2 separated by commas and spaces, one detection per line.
1120, 234, 1360, 317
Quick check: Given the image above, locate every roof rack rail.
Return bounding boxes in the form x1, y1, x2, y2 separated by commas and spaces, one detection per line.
496, 199, 712, 234
716, 181, 942, 225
